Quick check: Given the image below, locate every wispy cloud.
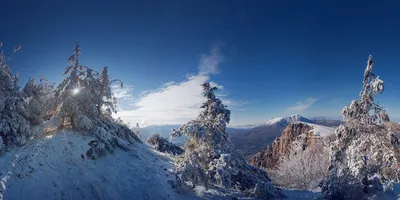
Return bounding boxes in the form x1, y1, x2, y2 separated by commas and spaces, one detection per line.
287, 97, 319, 113
117, 74, 207, 126
198, 45, 225, 75
115, 44, 246, 126
328, 97, 345, 103
112, 84, 134, 100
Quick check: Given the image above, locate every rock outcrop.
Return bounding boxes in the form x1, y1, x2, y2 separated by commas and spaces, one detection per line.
249, 122, 324, 169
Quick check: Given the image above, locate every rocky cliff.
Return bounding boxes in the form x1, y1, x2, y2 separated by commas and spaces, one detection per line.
249, 122, 326, 169
388, 122, 400, 168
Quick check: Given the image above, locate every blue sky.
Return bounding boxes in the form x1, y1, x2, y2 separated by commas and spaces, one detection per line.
2, 0, 400, 126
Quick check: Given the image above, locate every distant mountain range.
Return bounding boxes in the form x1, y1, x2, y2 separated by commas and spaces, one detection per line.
309, 116, 343, 121
140, 124, 251, 146
139, 115, 343, 156
264, 114, 315, 126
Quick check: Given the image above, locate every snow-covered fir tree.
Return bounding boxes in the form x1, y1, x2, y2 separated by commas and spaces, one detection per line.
0, 43, 32, 149
21, 76, 55, 125
135, 123, 141, 139
170, 82, 284, 199
97, 66, 123, 119
55, 41, 83, 99
320, 55, 399, 200
46, 42, 140, 157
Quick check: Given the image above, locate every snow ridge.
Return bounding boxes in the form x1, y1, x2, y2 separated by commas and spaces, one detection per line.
301, 122, 335, 137
264, 114, 314, 126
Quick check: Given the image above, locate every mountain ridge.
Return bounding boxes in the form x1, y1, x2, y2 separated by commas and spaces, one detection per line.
264, 114, 315, 126
139, 115, 341, 156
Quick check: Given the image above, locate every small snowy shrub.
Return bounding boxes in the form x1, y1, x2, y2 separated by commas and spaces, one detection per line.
86, 140, 107, 160
92, 126, 114, 151
72, 115, 93, 131
270, 141, 330, 191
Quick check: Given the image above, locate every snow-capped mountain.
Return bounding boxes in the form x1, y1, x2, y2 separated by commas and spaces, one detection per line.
264, 114, 315, 127
231, 115, 336, 156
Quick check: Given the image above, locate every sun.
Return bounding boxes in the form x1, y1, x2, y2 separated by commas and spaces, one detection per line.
72, 88, 80, 95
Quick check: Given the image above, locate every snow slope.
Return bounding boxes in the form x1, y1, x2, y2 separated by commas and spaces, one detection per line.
0, 130, 188, 200
303, 122, 335, 137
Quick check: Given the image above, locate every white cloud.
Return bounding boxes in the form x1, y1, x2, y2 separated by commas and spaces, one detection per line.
222, 99, 248, 107
163, 81, 176, 87
117, 74, 207, 126
198, 45, 225, 75
287, 97, 318, 113
112, 84, 134, 99
115, 44, 245, 127
210, 81, 224, 90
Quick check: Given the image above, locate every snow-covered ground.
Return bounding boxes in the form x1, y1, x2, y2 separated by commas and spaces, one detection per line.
0, 130, 189, 200
0, 130, 325, 200
192, 185, 322, 200
2, 130, 396, 200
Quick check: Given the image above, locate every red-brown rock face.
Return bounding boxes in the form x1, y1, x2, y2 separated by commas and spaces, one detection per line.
388, 122, 400, 168
248, 122, 323, 169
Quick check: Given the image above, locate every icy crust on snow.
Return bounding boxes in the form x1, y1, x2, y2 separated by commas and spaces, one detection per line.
0, 131, 187, 200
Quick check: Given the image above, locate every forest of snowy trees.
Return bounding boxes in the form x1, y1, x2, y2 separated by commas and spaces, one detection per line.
0, 43, 32, 149
0, 42, 140, 157
1, 41, 400, 199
